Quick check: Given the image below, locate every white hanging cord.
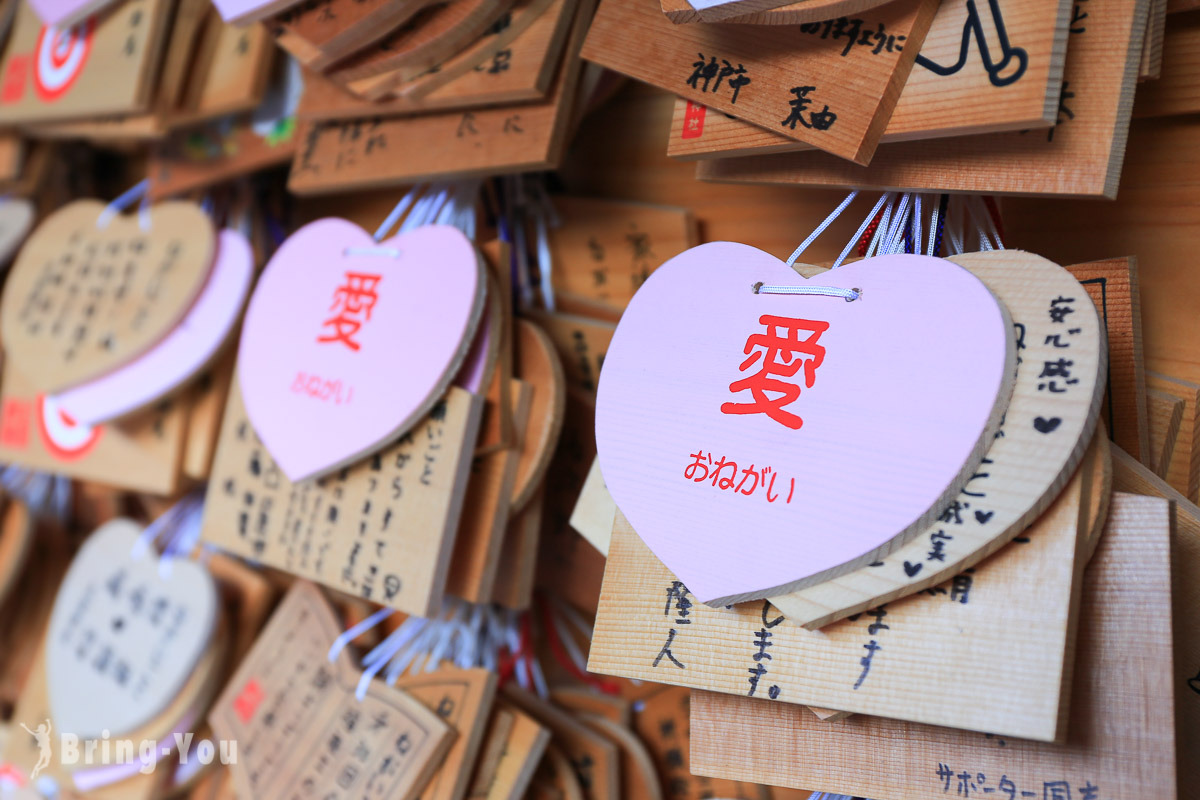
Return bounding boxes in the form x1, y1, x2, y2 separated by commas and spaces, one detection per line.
911, 194, 923, 255
946, 197, 965, 255
357, 625, 418, 701
534, 209, 555, 312
130, 492, 196, 559
51, 474, 71, 521
783, 190, 858, 268
435, 184, 461, 227
881, 192, 913, 255
926, 195, 944, 257
528, 180, 559, 312
759, 191, 863, 301
158, 493, 206, 578
511, 179, 534, 309
96, 179, 152, 230
964, 195, 991, 251
136, 190, 152, 232
381, 616, 442, 685
0, 466, 72, 522
328, 605, 395, 663
415, 186, 451, 231
547, 604, 590, 676
864, 192, 898, 259
373, 184, 426, 241
529, 656, 549, 698
969, 195, 1005, 250
753, 282, 859, 301
833, 192, 891, 268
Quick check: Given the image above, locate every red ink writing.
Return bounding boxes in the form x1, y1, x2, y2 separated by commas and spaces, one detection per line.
317, 272, 382, 351
291, 372, 354, 404
721, 315, 829, 430
684, 450, 795, 504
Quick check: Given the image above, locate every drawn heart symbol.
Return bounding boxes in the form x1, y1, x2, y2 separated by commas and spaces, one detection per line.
238, 220, 484, 482
596, 244, 1015, 605
54, 229, 254, 426
903, 561, 923, 578
46, 519, 218, 740
1033, 416, 1062, 434
0, 199, 216, 394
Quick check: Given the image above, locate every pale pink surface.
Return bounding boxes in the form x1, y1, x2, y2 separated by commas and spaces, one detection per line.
55, 229, 253, 425
238, 220, 479, 482
595, 245, 1010, 603
28, 0, 96, 28
210, 0, 273, 22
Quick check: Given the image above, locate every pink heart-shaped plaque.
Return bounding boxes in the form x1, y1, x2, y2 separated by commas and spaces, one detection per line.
596, 244, 1014, 606
238, 220, 484, 482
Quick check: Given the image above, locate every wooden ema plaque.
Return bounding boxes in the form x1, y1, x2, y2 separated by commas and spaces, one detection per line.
1000, 117, 1200, 499
465, 699, 550, 800
1109, 446, 1199, 800
1134, 11, 1200, 119
288, 0, 592, 193
0, 0, 172, 124
510, 319, 566, 512
271, 0, 441, 72
1, 200, 216, 394
1147, 388, 1185, 478
687, 493, 1176, 800
1141, 0, 1168, 79
0, 361, 190, 495
174, 10, 275, 126
210, 581, 454, 800
525, 310, 612, 401
581, 0, 941, 165
392, 667, 497, 800
668, 0, 1071, 160
445, 379, 532, 603
201, 380, 483, 617
569, 457, 616, 555
501, 686, 619, 800
631, 685, 775, 800
588, 445, 1090, 741
591, 422, 1107, 741
766, 252, 1104, 629
546, 196, 698, 313
391, 0, 559, 101
296, 0, 577, 122
699, 0, 1148, 198
1065, 257, 1149, 465
46, 520, 218, 742
27, 0, 210, 140
326, 0, 516, 87
490, 488, 544, 609
1147, 371, 1200, 501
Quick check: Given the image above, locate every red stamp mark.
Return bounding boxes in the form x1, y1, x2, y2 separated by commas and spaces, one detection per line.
233, 678, 265, 723
681, 100, 707, 140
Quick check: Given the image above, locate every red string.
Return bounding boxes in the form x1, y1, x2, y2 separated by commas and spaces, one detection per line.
857, 205, 886, 256
496, 646, 517, 687
539, 602, 620, 695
